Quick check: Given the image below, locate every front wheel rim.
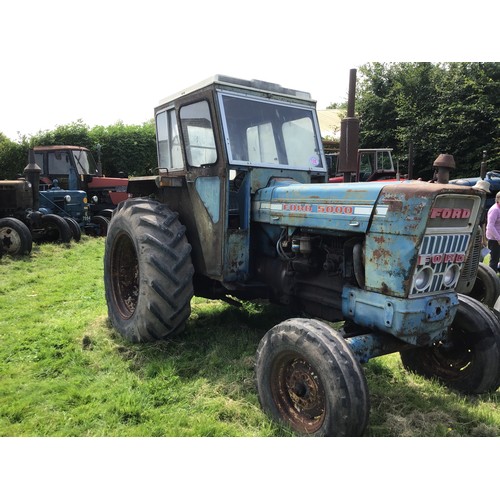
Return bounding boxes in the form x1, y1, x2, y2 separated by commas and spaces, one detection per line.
271, 353, 326, 434
0, 228, 22, 253
428, 331, 473, 378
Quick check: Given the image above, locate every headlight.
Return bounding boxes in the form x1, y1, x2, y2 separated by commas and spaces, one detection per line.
92, 196, 98, 203
443, 264, 460, 288
64, 195, 71, 203
414, 267, 433, 292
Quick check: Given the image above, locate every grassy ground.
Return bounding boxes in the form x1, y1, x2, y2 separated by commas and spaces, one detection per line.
1, 237, 499, 437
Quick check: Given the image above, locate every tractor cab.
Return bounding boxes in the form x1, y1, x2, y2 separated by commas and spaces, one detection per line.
33, 146, 98, 190
328, 148, 398, 182
33, 145, 129, 216
128, 75, 328, 283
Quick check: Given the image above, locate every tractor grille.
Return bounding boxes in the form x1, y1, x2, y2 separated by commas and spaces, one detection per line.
410, 233, 470, 296
458, 227, 482, 285
0, 181, 32, 213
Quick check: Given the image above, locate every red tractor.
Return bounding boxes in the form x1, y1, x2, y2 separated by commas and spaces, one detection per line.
327, 148, 403, 183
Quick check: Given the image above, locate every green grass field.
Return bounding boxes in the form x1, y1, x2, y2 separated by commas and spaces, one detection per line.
1, 237, 499, 437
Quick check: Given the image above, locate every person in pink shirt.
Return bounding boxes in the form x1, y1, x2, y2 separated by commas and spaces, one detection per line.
486, 191, 500, 273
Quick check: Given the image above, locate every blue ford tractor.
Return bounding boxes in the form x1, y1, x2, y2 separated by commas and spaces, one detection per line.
103, 71, 500, 436
37, 180, 87, 242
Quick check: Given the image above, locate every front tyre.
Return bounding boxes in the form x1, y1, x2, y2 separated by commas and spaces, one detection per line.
36, 214, 72, 243
104, 199, 194, 343
90, 215, 110, 237
64, 217, 82, 242
401, 294, 500, 394
255, 318, 369, 436
99, 209, 114, 220
0, 217, 32, 255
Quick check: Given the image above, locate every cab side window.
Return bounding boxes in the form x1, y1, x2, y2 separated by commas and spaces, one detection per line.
156, 108, 183, 171
180, 101, 217, 167
48, 152, 71, 176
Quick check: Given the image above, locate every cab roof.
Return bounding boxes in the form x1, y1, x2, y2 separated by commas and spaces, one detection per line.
158, 74, 313, 106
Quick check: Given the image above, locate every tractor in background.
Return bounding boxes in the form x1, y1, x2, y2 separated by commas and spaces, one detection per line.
0, 151, 80, 256
33, 145, 130, 235
327, 148, 402, 183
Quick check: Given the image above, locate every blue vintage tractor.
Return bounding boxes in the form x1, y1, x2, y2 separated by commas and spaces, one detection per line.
103, 72, 500, 436
38, 180, 87, 242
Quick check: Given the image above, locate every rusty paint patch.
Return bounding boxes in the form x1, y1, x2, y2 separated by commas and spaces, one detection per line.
372, 248, 391, 261
381, 181, 476, 199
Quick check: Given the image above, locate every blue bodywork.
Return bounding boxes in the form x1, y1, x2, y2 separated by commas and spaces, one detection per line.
142, 74, 487, 363
252, 179, 385, 234
249, 177, 483, 348
38, 186, 88, 224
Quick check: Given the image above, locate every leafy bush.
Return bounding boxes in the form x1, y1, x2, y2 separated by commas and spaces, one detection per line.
0, 136, 27, 180
356, 62, 500, 179
0, 120, 157, 179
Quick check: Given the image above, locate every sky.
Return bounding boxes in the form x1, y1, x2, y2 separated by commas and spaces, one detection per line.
2, 1, 499, 142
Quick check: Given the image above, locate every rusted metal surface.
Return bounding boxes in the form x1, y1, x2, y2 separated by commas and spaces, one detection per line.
342, 285, 459, 346
433, 153, 456, 184
345, 331, 414, 363
337, 69, 360, 179
367, 182, 483, 297
271, 353, 326, 434
0, 180, 33, 214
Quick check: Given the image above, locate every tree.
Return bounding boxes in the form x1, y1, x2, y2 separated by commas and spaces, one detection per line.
355, 62, 500, 179
0, 137, 27, 180
0, 121, 157, 179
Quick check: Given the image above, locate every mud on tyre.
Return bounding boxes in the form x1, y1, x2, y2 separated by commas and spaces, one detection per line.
104, 198, 194, 342
255, 318, 370, 437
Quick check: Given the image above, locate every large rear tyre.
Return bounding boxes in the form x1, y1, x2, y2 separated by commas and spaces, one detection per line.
468, 262, 500, 308
0, 217, 32, 255
400, 294, 500, 394
104, 198, 194, 343
63, 217, 82, 242
255, 318, 370, 436
35, 214, 72, 243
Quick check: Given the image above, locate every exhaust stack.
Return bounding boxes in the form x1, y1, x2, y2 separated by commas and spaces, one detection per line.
337, 69, 360, 182
23, 149, 42, 211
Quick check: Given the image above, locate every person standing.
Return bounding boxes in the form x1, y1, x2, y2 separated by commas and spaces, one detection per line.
486, 191, 500, 274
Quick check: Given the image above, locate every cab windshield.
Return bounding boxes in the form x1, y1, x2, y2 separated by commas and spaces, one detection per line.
72, 150, 97, 175
218, 92, 324, 172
